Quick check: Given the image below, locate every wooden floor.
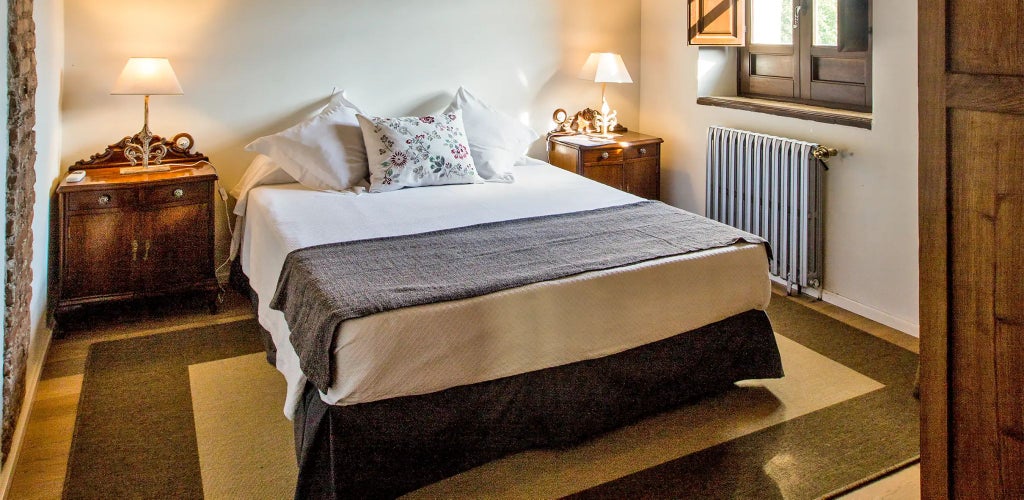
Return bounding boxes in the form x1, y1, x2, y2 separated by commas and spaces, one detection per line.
6, 287, 919, 499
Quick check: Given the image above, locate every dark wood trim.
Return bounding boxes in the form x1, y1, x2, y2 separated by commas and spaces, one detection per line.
918, 0, 949, 498
696, 96, 872, 129
946, 74, 1024, 115
738, 0, 871, 110
71, 135, 207, 171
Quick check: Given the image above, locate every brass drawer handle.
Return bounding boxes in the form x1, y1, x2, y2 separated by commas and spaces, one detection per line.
172, 188, 185, 198
98, 194, 111, 205
143, 240, 151, 261
600, 152, 610, 160
132, 239, 139, 261
639, 147, 647, 156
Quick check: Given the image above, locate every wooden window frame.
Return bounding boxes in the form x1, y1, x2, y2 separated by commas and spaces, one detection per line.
738, 0, 872, 112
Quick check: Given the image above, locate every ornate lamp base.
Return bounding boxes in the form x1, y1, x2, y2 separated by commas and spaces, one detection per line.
119, 95, 173, 175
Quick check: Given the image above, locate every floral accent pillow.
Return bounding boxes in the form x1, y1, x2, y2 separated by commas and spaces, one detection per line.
357, 110, 482, 192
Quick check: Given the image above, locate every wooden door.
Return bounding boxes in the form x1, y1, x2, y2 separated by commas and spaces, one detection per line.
582, 164, 625, 191
140, 202, 212, 292
63, 211, 138, 299
625, 159, 659, 200
919, 1, 1024, 498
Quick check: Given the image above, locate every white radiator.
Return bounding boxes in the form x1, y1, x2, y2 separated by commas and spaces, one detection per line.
705, 126, 827, 292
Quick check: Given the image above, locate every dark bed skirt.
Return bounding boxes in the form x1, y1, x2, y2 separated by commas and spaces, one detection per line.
291, 309, 783, 499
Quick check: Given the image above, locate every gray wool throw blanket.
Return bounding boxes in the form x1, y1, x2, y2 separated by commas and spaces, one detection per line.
270, 200, 768, 393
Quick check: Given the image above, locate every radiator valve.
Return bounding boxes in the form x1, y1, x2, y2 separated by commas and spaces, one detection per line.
812, 146, 838, 160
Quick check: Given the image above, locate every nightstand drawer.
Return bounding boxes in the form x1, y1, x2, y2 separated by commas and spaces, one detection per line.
624, 143, 659, 160
140, 182, 211, 207
65, 189, 136, 212
582, 148, 623, 164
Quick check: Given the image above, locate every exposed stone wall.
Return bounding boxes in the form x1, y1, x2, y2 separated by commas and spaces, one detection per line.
3, 0, 37, 464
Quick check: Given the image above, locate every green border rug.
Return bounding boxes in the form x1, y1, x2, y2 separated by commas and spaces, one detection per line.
63, 299, 919, 498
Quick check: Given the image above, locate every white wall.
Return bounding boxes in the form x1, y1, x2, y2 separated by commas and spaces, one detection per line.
33, 0, 63, 364
639, 0, 919, 335
62, 0, 642, 268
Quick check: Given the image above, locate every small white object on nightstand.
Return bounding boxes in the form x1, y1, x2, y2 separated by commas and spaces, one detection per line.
66, 170, 86, 183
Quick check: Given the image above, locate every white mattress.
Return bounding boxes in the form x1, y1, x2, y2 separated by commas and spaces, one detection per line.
240, 158, 771, 418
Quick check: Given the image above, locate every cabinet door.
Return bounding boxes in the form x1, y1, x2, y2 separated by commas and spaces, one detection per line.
582, 164, 624, 191
625, 158, 660, 200
64, 211, 138, 299
139, 202, 213, 292
688, 0, 745, 46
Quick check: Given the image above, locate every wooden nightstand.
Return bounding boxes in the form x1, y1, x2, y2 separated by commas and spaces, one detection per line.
548, 131, 663, 200
54, 139, 220, 324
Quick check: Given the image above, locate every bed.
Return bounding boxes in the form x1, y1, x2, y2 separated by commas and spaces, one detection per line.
234, 154, 784, 498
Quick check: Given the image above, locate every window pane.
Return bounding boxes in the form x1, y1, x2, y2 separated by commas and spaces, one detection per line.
751, 0, 793, 45
814, 0, 838, 46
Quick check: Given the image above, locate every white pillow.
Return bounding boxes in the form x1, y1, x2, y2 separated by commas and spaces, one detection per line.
444, 87, 539, 183
230, 154, 295, 217
358, 110, 482, 193
244, 91, 368, 191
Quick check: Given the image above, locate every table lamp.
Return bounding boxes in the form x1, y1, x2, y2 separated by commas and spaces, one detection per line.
111, 57, 183, 174
578, 52, 633, 136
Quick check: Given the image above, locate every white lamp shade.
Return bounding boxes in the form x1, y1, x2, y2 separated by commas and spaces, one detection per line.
578, 52, 633, 84
111, 58, 183, 95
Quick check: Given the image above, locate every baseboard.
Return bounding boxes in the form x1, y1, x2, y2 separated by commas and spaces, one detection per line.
768, 276, 919, 337
820, 290, 920, 337
0, 325, 54, 499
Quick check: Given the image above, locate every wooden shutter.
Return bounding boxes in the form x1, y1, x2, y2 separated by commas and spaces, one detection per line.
837, 0, 870, 52
688, 0, 745, 46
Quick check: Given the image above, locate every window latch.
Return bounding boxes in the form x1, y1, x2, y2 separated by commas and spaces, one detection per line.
793, 5, 804, 30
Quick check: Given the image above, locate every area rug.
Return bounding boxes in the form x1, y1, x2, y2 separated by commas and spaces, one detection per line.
63, 299, 919, 498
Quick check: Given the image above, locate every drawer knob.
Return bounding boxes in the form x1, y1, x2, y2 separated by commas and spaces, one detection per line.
639, 147, 647, 156
600, 152, 610, 160
172, 188, 185, 198
97, 194, 111, 205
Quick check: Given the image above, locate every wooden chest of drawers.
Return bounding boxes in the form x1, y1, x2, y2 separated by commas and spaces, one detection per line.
548, 131, 663, 200
54, 165, 220, 321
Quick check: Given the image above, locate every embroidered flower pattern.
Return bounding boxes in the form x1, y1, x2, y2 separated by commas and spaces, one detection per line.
368, 111, 477, 191
390, 151, 408, 167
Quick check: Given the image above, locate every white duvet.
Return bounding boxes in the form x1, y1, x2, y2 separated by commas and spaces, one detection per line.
237, 155, 771, 418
